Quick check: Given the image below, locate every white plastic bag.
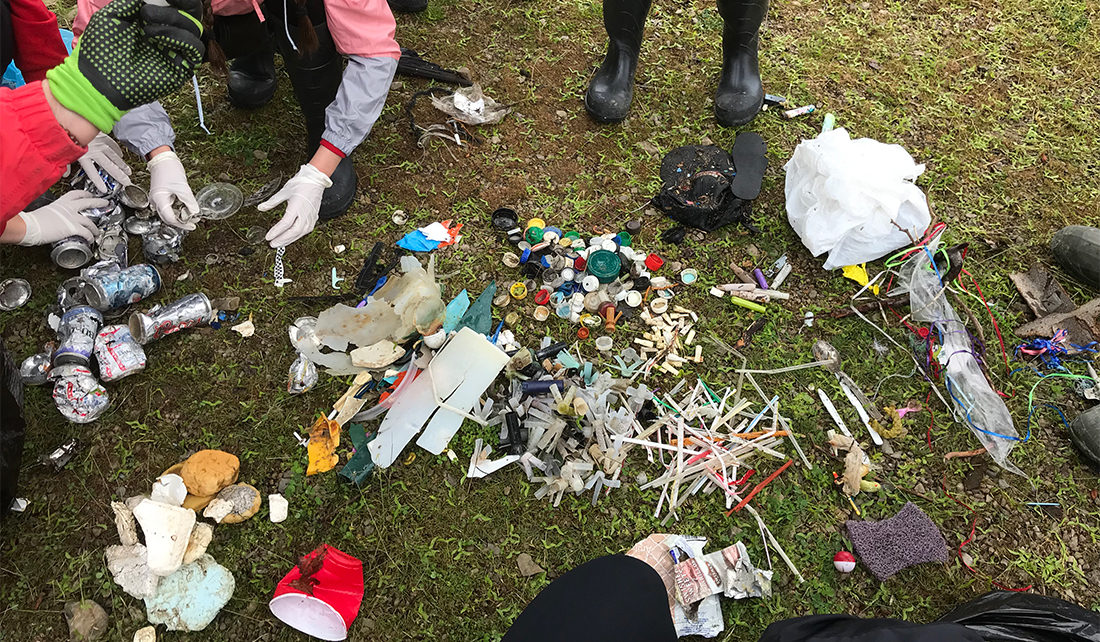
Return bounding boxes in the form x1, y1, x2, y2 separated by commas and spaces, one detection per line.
785, 128, 931, 270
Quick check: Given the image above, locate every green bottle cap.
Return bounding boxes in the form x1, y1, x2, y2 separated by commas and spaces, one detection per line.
586, 249, 622, 284
525, 226, 544, 244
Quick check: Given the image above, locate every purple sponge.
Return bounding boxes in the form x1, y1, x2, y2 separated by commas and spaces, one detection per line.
846, 502, 948, 581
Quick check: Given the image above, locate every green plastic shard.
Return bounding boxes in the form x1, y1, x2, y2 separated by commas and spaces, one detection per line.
442, 289, 470, 334
455, 282, 497, 336
339, 423, 377, 485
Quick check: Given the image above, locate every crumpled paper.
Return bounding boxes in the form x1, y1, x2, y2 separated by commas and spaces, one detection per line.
430, 84, 511, 125
306, 415, 341, 476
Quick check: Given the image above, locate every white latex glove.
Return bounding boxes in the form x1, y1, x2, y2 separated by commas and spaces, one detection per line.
15, 191, 107, 246
259, 164, 332, 248
148, 150, 199, 231
75, 133, 133, 192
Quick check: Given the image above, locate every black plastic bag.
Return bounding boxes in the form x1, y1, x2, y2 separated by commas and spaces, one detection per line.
938, 592, 1100, 642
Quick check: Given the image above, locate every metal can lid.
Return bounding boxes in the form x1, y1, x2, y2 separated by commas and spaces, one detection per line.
625, 290, 643, 307
680, 268, 699, 284
581, 275, 600, 292
586, 249, 622, 284
0, 278, 32, 311
509, 282, 528, 299
503, 252, 521, 268
533, 306, 550, 322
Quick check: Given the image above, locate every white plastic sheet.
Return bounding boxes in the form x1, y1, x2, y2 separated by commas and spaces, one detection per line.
785, 128, 931, 270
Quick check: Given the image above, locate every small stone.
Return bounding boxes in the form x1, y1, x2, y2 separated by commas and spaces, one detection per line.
145, 555, 235, 632
745, 244, 760, 259
183, 523, 214, 565
133, 626, 156, 642
913, 483, 927, 495
555, 110, 568, 118
486, 543, 501, 557
180, 450, 239, 497
65, 600, 108, 641
252, 150, 267, 161
268, 494, 288, 523
515, 553, 544, 577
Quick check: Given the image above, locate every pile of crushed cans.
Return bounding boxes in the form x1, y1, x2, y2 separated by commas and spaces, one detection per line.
15, 171, 244, 423
491, 208, 697, 338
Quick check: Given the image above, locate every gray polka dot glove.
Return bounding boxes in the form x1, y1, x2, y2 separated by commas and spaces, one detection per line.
46, 0, 205, 133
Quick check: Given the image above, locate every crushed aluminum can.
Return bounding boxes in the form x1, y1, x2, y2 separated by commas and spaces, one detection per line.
19, 352, 51, 385
118, 184, 150, 210
51, 237, 94, 270
129, 292, 213, 344
52, 366, 109, 423
287, 354, 319, 394
0, 278, 32, 310
40, 438, 80, 470
57, 277, 89, 310
96, 230, 128, 266
124, 216, 159, 236
83, 264, 161, 311
94, 324, 147, 382
54, 306, 103, 367
142, 225, 185, 264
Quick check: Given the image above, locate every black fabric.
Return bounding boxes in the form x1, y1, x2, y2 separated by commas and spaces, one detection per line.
1, 0, 13, 77
652, 139, 764, 232
760, 616, 982, 642
503, 554, 676, 642
937, 592, 1100, 642
0, 337, 26, 519
212, 11, 270, 60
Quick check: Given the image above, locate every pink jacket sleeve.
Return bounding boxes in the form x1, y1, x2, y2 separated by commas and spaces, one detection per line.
211, 0, 400, 59
72, 0, 111, 36
1, 83, 88, 231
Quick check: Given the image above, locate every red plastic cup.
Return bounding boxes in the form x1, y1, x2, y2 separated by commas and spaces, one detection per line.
270, 545, 364, 641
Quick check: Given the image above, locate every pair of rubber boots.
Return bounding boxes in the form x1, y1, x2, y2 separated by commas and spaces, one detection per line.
226, 25, 355, 220
586, 0, 768, 126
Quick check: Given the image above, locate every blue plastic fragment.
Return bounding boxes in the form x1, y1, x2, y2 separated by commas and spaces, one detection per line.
456, 282, 497, 336
556, 350, 581, 370
582, 362, 596, 385
443, 289, 471, 333
396, 230, 442, 252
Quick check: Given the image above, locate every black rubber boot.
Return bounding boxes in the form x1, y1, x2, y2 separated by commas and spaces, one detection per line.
584, 0, 652, 123
214, 13, 278, 109
228, 47, 278, 109
715, 0, 768, 127
388, 0, 428, 12
277, 21, 356, 220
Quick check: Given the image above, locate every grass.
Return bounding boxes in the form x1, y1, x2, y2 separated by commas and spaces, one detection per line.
2, 0, 1100, 639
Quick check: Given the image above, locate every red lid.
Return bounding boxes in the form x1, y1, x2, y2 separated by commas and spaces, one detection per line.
644, 253, 664, 271
270, 545, 364, 641
577, 327, 590, 339
534, 289, 551, 305
574, 256, 587, 270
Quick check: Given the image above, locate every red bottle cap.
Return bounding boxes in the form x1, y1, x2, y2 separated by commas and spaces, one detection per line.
644, 253, 664, 271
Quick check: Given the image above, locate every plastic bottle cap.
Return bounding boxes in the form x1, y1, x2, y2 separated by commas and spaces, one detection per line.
556, 303, 572, 318
574, 256, 587, 270
625, 220, 642, 234
505, 312, 520, 326
577, 327, 590, 339
491, 208, 518, 230
586, 249, 622, 284
525, 218, 546, 230
617, 231, 633, 247
503, 252, 520, 268
493, 293, 511, 308
650, 298, 669, 314
581, 275, 600, 292
519, 248, 532, 264
626, 290, 643, 307
595, 336, 614, 352
600, 239, 618, 252
534, 289, 551, 305
584, 292, 603, 312
525, 226, 544, 244
531, 241, 551, 253
582, 315, 601, 327
645, 253, 664, 271
510, 282, 528, 299
543, 226, 562, 243
561, 268, 575, 281
533, 306, 550, 321
550, 292, 565, 305
680, 268, 699, 284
